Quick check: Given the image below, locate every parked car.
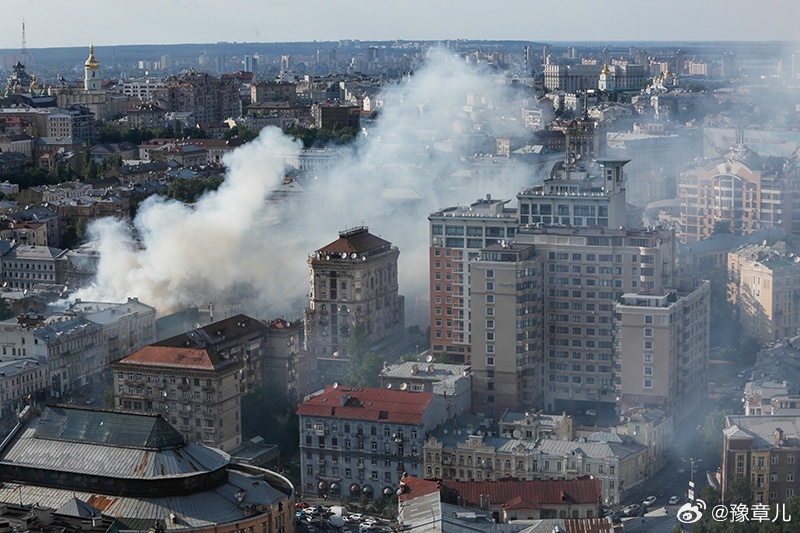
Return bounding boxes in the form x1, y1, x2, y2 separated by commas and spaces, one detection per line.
585, 409, 596, 417
623, 504, 641, 516
669, 495, 680, 505
643, 495, 657, 506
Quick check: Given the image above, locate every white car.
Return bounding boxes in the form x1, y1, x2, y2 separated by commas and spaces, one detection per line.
642, 495, 657, 506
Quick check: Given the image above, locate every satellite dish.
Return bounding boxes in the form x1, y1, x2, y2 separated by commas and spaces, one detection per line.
386, 383, 392, 389
400, 383, 408, 390
425, 354, 433, 363
351, 253, 357, 259
513, 430, 522, 439
341, 252, 347, 258
332, 382, 339, 388
361, 255, 366, 261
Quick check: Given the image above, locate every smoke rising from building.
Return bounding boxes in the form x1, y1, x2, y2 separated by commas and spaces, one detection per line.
76, 50, 536, 322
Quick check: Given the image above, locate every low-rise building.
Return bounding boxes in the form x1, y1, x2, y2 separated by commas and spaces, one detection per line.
423, 417, 649, 504
498, 410, 575, 441
398, 475, 604, 530
296, 385, 449, 500
0, 405, 296, 533
722, 415, 800, 504
112, 341, 244, 451
0, 358, 48, 417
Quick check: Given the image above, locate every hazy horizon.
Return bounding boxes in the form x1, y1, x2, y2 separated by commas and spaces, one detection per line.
3, 0, 799, 49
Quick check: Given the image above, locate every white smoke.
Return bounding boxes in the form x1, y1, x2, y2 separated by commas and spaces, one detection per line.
76, 127, 300, 312
76, 49, 537, 322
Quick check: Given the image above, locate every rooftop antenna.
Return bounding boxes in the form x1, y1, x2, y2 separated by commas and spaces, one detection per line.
21, 20, 27, 65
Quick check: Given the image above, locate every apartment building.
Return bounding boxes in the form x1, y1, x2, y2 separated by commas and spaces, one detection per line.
46, 106, 95, 142
678, 145, 799, 242
423, 419, 648, 505
722, 415, 800, 504
511, 225, 678, 415
0, 358, 49, 417
296, 385, 448, 499
470, 242, 544, 417
1, 244, 68, 290
303, 227, 405, 383
112, 343, 243, 451
517, 159, 628, 230
263, 318, 301, 406
154, 72, 241, 125
614, 281, 711, 420
152, 315, 270, 395
428, 196, 518, 361
728, 241, 800, 342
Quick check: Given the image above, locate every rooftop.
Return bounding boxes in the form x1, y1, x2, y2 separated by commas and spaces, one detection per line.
297, 385, 435, 425
315, 226, 392, 256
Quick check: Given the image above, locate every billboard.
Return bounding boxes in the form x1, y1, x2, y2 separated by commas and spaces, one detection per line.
703, 128, 800, 159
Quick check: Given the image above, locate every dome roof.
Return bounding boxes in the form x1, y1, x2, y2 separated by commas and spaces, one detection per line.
85, 45, 99, 69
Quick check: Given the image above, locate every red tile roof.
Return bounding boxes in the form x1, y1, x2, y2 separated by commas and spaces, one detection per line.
316, 227, 391, 255
296, 385, 434, 425
115, 345, 240, 372
397, 477, 440, 502
399, 476, 601, 509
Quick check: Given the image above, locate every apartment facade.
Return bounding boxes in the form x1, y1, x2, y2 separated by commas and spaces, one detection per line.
152, 314, 270, 395
722, 415, 800, 504
728, 241, 800, 342
428, 196, 518, 361
614, 281, 711, 420
296, 385, 448, 499
470, 242, 544, 417
423, 427, 648, 505
513, 226, 678, 415
678, 146, 799, 243
112, 344, 243, 451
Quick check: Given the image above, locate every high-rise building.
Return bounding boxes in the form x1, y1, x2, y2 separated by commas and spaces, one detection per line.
303, 227, 405, 383
517, 159, 627, 229
428, 196, 518, 361
154, 71, 241, 125
243, 54, 257, 73
470, 242, 544, 416
511, 225, 679, 415
615, 281, 710, 420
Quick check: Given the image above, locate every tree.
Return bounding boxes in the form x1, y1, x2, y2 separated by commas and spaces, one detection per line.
241, 382, 298, 458
701, 408, 734, 464
345, 324, 383, 387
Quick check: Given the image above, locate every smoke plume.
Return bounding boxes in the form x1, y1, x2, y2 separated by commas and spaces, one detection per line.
76, 49, 536, 323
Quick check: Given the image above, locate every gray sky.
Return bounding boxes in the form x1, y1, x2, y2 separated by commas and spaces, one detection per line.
3, 0, 800, 49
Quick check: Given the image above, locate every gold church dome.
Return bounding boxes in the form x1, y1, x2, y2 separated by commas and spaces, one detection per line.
85, 45, 100, 69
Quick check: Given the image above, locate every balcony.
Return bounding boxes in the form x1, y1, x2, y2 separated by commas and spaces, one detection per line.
202, 426, 215, 433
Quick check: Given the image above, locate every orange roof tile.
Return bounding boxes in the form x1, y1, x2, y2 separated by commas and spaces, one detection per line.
296, 385, 434, 425
115, 345, 240, 372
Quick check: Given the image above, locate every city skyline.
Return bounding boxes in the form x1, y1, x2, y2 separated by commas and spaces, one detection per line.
2, 0, 800, 49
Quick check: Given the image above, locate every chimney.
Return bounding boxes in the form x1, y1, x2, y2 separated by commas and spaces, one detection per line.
775, 428, 785, 446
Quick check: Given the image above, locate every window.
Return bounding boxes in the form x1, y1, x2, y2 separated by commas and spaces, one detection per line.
643, 379, 653, 388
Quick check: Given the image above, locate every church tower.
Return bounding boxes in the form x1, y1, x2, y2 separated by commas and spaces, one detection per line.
598, 63, 615, 92
84, 45, 100, 91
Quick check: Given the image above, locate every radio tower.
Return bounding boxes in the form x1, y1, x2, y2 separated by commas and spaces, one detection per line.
21, 20, 28, 65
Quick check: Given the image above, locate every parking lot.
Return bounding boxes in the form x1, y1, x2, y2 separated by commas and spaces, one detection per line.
295, 504, 395, 533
